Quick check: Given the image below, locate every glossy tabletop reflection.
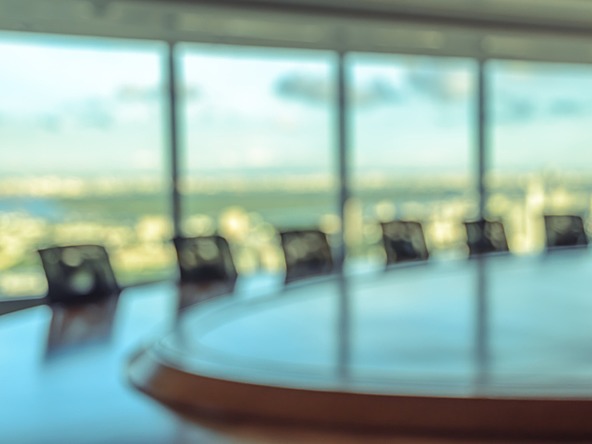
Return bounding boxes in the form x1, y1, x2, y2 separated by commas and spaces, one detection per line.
126, 252, 592, 438
0, 282, 183, 444
145, 252, 592, 397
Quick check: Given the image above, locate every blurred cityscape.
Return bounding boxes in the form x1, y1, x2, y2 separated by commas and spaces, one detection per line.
3, 38, 592, 298
1, 171, 590, 297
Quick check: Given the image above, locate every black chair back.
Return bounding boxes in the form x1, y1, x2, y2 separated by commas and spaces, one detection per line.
464, 220, 509, 257
173, 235, 238, 290
544, 215, 588, 249
381, 220, 429, 265
280, 229, 333, 284
38, 245, 119, 304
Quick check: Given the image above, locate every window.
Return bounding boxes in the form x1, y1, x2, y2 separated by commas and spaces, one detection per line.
349, 54, 477, 263
179, 45, 336, 275
0, 34, 173, 297
488, 61, 592, 253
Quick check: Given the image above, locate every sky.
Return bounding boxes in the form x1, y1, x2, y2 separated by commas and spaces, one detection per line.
2, 32, 592, 180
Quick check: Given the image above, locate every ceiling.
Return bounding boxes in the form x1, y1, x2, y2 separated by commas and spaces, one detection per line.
3, 0, 592, 63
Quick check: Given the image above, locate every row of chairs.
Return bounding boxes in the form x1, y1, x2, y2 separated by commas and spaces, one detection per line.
37, 230, 334, 305
466, 214, 588, 254
36, 215, 588, 306
382, 215, 588, 264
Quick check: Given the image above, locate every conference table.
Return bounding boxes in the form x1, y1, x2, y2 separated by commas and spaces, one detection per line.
4, 251, 592, 442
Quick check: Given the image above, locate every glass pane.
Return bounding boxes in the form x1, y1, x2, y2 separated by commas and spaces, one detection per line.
179, 45, 335, 275
349, 54, 477, 264
488, 61, 592, 254
0, 34, 174, 297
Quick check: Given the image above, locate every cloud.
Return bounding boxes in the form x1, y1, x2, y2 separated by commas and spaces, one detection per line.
275, 73, 331, 104
64, 98, 114, 129
115, 84, 199, 102
36, 114, 62, 132
275, 72, 401, 107
493, 95, 536, 124
116, 85, 159, 102
406, 68, 472, 102
354, 78, 401, 107
548, 99, 588, 117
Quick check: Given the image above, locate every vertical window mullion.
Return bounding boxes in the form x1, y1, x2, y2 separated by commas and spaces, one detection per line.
166, 41, 182, 237
336, 51, 350, 272
477, 58, 488, 221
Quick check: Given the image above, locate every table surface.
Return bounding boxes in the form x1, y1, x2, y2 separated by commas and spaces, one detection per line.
156, 251, 592, 397
4, 252, 592, 443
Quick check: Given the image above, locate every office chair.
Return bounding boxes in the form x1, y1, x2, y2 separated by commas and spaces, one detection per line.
173, 235, 238, 292
380, 220, 429, 265
464, 219, 509, 257
38, 244, 119, 305
279, 229, 334, 284
544, 215, 588, 249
